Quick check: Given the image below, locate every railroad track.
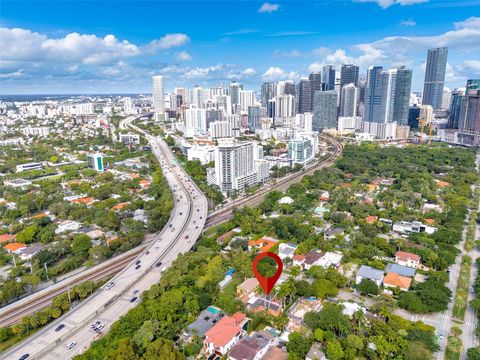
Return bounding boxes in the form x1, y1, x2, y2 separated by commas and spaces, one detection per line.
0, 246, 145, 328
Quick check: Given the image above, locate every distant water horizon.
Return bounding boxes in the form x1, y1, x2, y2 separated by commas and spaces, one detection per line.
0, 94, 148, 102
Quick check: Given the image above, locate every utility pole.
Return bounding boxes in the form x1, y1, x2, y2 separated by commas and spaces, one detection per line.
44, 262, 49, 281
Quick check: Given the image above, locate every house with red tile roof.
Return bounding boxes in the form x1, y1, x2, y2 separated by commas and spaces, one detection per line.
248, 237, 278, 253
366, 215, 378, 224
204, 312, 249, 356
395, 251, 420, 268
4, 242, 26, 253
0, 233, 16, 244
70, 196, 96, 206
383, 272, 412, 292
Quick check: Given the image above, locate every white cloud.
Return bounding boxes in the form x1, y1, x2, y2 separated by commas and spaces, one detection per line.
400, 19, 417, 27
0, 70, 24, 78
355, 0, 428, 9
176, 51, 192, 61
242, 68, 257, 76
273, 49, 303, 58
0, 27, 189, 66
262, 67, 299, 81
145, 33, 189, 52
464, 60, 480, 73
258, 2, 280, 13
183, 64, 223, 79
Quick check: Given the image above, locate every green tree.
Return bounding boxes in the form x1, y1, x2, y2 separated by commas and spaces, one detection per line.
287, 332, 311, 359
325, 338, 345, 360
357, 278, 379, 296
72, 234, 92, 256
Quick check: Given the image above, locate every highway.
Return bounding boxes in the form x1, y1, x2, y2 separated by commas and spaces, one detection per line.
1, 115, 208, 360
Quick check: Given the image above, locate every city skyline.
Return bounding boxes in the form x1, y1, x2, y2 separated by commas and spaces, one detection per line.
1, 0, 479, 94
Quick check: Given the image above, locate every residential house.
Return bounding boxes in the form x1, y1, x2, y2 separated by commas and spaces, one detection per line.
422, 203, 443, 213
356, 265, 384, 286
395, 251, 421, 269
324, 228, 344, 240
383, 272, 412, 292
278, 243, 297, 260
4, 242, 26, 254
217, 228, 242, 245
287, 298, 323, 331
261, 346, 288, 360
55, 220, 81, 234
319, 191, 330, 202
70, 196, 96, 206
204, 312, 249, 356
0, 233, 16, 245
86, 229, 104, 240
186, 306, 224, 338
248, 237, 278, 253
366, 215, 378, 224
248, 297, 283, 317
303, 251, 324, 270
18, 244, 43, 260
385, 263, 416, 277
237, 278, 259, 302
105, 231, 120, 244
341, 302, 366, 317
228, 331, 274, 360
392, 221, 437, 235
306, 343, 327, 360
316, 252, 343, 269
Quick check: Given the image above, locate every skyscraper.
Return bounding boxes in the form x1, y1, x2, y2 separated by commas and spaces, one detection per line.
340, 64, 359, 87
447, 89, 465, 129
313, 91, 338, 130
457, 87, 480, 146
229, 82, 243, 113
247, 106, 263, 130
261, 82, 275, 108
363, 66, 412, 125
323, 65, 335, 91
391, 66, 413, 125
152, 75, 165, 118
309, 72, 322, 110
297, 78, 312, 114
340, 83, 358, 117
423, 47, 448, 110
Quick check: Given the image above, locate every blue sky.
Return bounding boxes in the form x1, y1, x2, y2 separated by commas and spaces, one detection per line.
1, 0, 479, 94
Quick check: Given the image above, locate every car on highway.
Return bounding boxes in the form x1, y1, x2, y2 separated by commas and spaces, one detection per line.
185, 235, 189, 239
132, 289, 139, 295
135, 260, 141, 265
155, 261, 162, 267
135, 264, 141, 270
146, 251, 150, 255
18, 354, 29, 360
105, 281, 115, 290
55, 324, 65, 332
130, 297, 138, 303
66, 342, 76, 349
439, 331, 445, 339
91, 321, 101, 329
94, 323, 105, 331
179, 212, 183, 215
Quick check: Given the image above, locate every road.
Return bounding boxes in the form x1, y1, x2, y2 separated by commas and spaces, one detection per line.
1, 115, 208, 360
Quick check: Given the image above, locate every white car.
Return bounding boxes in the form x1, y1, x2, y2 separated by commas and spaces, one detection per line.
105, 282, 115, 290
66, 342, 76, 349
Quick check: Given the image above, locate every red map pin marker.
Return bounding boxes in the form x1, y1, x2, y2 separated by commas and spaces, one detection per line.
252, 252, 283, 296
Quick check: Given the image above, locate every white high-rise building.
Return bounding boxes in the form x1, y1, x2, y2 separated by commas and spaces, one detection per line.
275, 94, 296, 118
185, 106, 207, 137
152, 75, 165, 120
442, 88, 452, 110
210, 121, 233, 139
340, 83, 358, 117
239, 90, 256, 111
210, 139, 259, 194
193, 86, 206, 108
124, 97, 133, 115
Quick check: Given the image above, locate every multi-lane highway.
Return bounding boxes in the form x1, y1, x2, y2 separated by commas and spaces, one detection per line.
2, 116, 208, 360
